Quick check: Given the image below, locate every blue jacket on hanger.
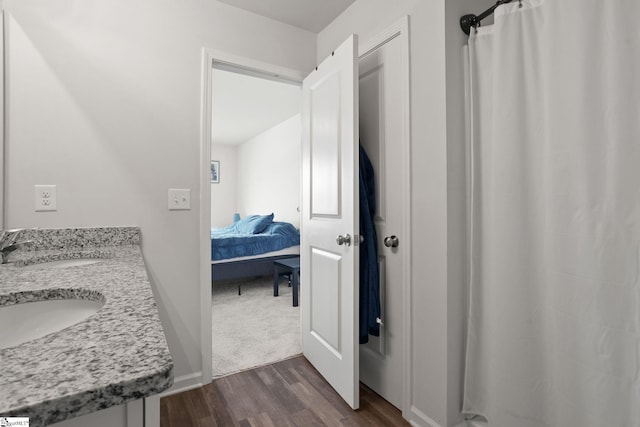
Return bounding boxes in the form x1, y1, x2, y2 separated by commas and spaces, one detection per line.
359, 144, 381, 344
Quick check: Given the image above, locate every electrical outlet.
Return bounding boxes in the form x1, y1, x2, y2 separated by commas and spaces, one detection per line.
168, 188, 191, 210
35, 185, 57, 212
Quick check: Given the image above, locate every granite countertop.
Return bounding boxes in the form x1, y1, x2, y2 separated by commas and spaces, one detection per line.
0, 227, 173, 426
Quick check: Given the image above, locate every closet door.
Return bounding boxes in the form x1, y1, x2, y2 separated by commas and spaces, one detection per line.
301, 34, 360, 409
358, 32, 406, 409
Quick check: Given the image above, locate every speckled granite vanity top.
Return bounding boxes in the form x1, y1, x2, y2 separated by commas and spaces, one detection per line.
0, 227, 173, 426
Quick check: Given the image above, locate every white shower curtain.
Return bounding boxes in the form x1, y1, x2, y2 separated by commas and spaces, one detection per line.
463, 1, 640, 426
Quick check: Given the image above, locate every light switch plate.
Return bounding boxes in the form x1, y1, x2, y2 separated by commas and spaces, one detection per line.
35, 185, 57, 212
168, 188, 191, 210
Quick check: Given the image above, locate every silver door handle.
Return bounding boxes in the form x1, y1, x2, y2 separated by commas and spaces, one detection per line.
384, 235, 399, 248
336, 234, 351, 246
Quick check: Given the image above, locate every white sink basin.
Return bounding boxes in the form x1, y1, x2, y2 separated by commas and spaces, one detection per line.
0, 298, 104, 349
23, 259, 103, 269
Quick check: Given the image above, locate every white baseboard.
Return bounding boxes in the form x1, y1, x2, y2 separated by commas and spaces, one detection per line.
157, 371, 204, 398
409, 405, 443, 427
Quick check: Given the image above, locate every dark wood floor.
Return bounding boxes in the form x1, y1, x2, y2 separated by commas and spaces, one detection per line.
160, 355, 410, 426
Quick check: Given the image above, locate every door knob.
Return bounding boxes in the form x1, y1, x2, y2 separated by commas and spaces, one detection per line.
384, 235, 399, 248
336, 234, 351, 246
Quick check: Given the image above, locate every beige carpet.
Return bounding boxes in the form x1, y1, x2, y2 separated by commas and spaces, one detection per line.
211, 275, 301, 378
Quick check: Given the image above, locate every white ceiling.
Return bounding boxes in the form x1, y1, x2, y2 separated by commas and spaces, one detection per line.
216, 0, 355, 33
211, 69, 301, 145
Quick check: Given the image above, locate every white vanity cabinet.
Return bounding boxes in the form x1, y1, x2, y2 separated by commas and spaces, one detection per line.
50, 396, 160, 427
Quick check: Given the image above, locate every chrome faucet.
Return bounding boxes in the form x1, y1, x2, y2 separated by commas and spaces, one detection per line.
0, 229, 34, 264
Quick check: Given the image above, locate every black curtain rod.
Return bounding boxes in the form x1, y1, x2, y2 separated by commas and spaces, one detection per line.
460, 0, 521, 35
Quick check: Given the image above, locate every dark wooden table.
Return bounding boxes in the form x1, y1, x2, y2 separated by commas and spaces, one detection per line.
273, 256, 300, 307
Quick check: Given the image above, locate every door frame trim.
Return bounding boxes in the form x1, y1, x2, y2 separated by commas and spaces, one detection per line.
358, 16, 413, 420
199, 49, 303, 385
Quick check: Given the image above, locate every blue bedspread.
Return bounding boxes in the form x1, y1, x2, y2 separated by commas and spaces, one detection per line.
211, 222, 300, 261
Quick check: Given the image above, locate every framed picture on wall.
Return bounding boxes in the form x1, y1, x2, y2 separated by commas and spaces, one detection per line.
210, 160, 220, 183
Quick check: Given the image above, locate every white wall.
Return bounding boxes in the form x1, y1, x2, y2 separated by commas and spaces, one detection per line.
237, 114, 301, 228
4, 0, 316, 392
211, 144, 238, 228
319, 1, 450, 426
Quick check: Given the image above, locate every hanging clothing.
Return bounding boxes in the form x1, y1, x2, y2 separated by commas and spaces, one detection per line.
358, 144, 381, 344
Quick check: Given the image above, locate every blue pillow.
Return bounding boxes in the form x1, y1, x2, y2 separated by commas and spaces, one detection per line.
235, 213, 274, 234
264, 222, 299, 238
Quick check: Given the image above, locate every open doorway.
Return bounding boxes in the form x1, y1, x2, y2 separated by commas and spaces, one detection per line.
209, 66, 303, 378
200, 17, 411, 415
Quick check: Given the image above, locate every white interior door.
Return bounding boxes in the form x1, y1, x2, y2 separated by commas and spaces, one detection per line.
301, 34, 360, 409
358, 34, 406, 409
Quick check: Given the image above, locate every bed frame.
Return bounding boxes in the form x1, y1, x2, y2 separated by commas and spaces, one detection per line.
211, 254, 299, 294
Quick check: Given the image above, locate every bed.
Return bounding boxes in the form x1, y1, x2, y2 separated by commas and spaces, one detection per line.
211, 214, 300, 283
